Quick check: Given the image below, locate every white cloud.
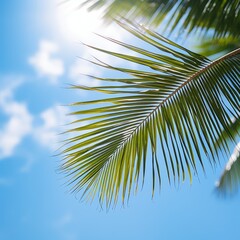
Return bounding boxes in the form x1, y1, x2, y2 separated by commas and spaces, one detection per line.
33, 104, 90, 153
0, 83, 33, 159
67, 29, 133, 87
69, 60, 102, 86
28, 40, 64, 84
33, 105, 74, 151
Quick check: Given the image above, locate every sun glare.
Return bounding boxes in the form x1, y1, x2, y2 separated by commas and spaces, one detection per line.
56, 1, 106, 41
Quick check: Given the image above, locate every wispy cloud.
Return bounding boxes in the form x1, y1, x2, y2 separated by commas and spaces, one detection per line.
69, 59, 102, 86
0, 80, 33, 159
28, 40, 64, 84
53, 213, 73, 228
0, 178, 13, 186
19, 157, 34, 173
33, 105, 74, 151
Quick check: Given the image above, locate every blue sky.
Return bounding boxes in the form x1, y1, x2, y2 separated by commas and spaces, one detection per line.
0, 1, 239, 240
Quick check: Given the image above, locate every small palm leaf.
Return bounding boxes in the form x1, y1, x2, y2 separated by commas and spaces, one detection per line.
78, 0, 240, 38
214, 117, 240, 149
61, 22, 240, 207
215, 117, 240, 195
196, 36, 240, 58
216, 143, 240, 195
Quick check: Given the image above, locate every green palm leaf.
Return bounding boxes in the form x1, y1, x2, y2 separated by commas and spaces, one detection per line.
61, 22, 240, 207
76, 0, 240, 38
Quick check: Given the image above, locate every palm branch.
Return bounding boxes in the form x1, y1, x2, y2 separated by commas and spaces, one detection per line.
215, 117, 240, 195
76, 0, 240, 38
214, 117, 240, 148
216, 143, 240, 196
61, 22, 240, 207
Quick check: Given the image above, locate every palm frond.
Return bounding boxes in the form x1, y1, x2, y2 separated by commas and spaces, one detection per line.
214, 116, 240, 195
216, 143, 240, 195
196, 36, 240, 58
214, 117, 240, 149
61, 22, 240, 207
76, 0, 240, 38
